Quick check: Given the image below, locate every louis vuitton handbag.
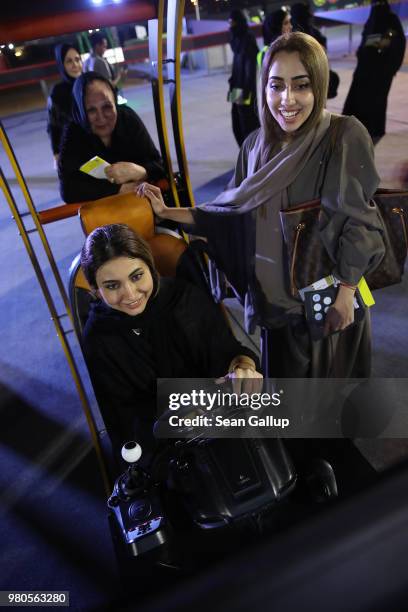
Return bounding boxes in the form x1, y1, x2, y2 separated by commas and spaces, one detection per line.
280, 188, 408, 296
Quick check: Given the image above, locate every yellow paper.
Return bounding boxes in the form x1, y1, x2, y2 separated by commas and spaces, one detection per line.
80, 156, 110, 179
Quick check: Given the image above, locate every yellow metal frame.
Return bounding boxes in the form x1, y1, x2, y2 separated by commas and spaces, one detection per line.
148, 2, 181, 208
0, 122, 111, 494
167, 0, 195, 207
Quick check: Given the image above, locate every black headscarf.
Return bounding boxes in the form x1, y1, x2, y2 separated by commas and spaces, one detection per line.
72, 71, 117, 132
291, 2, 327, 49
54, 43, 80, 84
364, 0, 392, 36
263, 9, 288, 46
290, 3, 312, 33
229, 9, 248, 37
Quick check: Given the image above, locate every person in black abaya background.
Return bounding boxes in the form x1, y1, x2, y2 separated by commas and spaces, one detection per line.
291, 2, 339, 99
228, 9, 260, 147
263, 9, 292, 48
257, 8, 292, 67
290, 3, 327, 49
47, 43, 83, 165
343, 0, 406, 144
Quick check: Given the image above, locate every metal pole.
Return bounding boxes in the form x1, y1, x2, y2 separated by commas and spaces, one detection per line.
167, 0, 195, 208
148, 9, 181, 208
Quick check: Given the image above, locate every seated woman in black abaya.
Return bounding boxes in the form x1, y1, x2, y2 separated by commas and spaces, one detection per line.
80, 224, 262, 459
59, 72, 165, 203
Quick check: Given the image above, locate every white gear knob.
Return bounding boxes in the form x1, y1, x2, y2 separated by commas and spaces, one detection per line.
121, 441, 142, 464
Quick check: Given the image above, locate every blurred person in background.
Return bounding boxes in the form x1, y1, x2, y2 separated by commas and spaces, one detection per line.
47, 43, 82, 167
291, 2, 339, 99
257, 8, 293, 115
228, 9, 260, 147
343, 0, 406, 144
290, 2, 326, 48
258, 8, 292, 67
84, 31, 128, 103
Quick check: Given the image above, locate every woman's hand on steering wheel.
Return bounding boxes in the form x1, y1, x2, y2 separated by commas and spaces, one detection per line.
324, 284, 356, 336
136, 182, 168, 217
216, 356, 263, 396
229, 365, 263, 396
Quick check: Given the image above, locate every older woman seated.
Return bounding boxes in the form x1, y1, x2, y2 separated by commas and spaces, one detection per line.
59, 72, 165, 203
80, 224, 262, 456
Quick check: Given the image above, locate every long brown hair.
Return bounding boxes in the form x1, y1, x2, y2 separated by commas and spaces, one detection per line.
260, 32, 329, 163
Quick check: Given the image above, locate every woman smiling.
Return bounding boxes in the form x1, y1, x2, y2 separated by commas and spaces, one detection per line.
58, 72, 165, 203
80, 224, 262, 453
138, 33, 385, 379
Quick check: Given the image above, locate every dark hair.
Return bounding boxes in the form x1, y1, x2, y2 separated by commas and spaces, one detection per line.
229, 9, 248, 27
90, 31, 107, 49
260, 32, 328, 156
81, 224, 159, 295
290, 3, 312, 32
263, 9, 289, 45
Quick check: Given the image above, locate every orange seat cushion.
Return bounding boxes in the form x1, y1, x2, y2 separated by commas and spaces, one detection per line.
79, 193, 155, 240
78, 192, 188, 278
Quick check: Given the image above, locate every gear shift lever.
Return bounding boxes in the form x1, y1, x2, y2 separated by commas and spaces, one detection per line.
119, 441, 149, 498
121, 441, 142, 463
108, 441, 168, 555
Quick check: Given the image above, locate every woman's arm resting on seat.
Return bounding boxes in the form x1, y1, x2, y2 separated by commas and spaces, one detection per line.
59, 123, 119, 203
105, 162, 147, 184
137, 182, 195, 225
